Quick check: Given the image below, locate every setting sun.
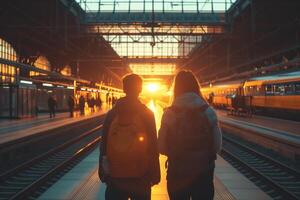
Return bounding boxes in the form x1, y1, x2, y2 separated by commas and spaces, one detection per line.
146, 83, 160, 93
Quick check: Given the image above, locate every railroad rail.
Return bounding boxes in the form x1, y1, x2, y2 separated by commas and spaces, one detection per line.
0, 125, 103, 200
221, 135, 300, 200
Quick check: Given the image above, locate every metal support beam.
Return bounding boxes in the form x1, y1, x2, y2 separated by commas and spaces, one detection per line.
0, 58, 90, 84
84, 12, 225, 24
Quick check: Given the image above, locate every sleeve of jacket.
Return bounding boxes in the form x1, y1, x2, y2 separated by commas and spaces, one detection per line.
145, 109, 161, 185
98, 110, 114, 181
206, 107, 222, 153
158, 110, 170, 156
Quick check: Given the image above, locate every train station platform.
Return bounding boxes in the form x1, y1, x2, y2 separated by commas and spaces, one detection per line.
37, 148, 271, 200
0, 105, 110, 145
37, 101, 271, 200
217, 110, 300, 136
217, 110, 300, 144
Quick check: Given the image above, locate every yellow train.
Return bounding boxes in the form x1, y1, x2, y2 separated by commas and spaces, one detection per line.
201, 71, 300, 114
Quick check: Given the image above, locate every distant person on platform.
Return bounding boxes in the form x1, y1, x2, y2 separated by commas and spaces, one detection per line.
89, 97, 95, 112
68, 96, 75, 117
99, 73, 160, 200
108, 95, 112, 107
106, 92, 110, 105
79, 95, 85, 115
48, 95, 57, 118
96, 96, 102, 109
111, 94, 117, 106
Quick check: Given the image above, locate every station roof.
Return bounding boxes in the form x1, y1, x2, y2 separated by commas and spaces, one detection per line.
76, 0, 235, 13
244, 71, 300, 86
76, 0, 237, 59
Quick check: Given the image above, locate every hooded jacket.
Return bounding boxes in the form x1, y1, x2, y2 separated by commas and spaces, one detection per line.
99, 96, 161, 185
158, 92, 222, 156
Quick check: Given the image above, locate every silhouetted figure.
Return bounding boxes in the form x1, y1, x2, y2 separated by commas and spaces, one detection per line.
68, 96, 75, 117
99, 74, 160, 200
158, 70, 222, 200
96, 96, 102, 109
89, 97, 95, 112
92, 97, 96, 111
208, 92, 214, 105
108, 96, 112, 107
106, 92, 110, 104
79, 95, 85, 115
48, 96, 57, 118
111, 95, 117, 106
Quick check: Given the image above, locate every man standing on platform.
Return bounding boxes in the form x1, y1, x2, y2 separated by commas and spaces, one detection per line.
99, 74, 160, 200
68, 95, 75, 117
79, 95, 85, 115
48, 95, 57, 118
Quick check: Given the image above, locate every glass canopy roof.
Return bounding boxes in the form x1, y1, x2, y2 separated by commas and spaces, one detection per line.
76, 0, 236, 13
76, 0, 236, 59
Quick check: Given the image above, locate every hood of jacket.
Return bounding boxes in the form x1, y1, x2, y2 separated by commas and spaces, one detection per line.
172, 92, 207, 109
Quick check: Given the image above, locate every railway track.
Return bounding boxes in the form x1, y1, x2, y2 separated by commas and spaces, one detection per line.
0, 125, 102, 200
221, 135, 300, 200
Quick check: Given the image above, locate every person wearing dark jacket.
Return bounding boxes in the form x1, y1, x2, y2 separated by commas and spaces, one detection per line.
88, 97, 95, 113
96, 96, 102, 109
67, 96, 75, 117
99, 74, 160, 200
158, 70, 222, 200
79, 95, 85, 115
48, 95, 57, 118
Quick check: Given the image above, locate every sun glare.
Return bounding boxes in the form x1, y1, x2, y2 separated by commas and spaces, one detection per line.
147, 99, 157, 113
142, 81, 168, 97
146, 83, 160, 93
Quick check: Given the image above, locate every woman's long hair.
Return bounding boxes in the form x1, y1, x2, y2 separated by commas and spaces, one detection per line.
173, 70, 204, 100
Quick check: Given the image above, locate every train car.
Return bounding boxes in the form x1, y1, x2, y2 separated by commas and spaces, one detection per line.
243, 71, 300, 112
202, 71, 300, 118
0, 80, 37, 119
201, 80, 245, 108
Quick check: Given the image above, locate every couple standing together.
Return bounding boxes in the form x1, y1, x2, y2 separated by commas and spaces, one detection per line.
99, 70, 222, 200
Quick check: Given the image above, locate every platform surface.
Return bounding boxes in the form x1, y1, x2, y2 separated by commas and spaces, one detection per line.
37, 149, 271, 200
37, 101, 271, 200
217, 110, 300, 135
217, 110, 300, 145
0, 105, 110, 145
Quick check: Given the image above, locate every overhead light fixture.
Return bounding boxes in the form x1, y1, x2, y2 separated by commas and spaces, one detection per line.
43, 83, 53, 87
67, 86, 74, 90
81, 88, 86, 91
20, 80, 33, 85
57, 85, 64, 88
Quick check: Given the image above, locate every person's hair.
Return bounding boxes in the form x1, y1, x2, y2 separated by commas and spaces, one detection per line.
173, 70, 202, 99
122, 73, 143, 97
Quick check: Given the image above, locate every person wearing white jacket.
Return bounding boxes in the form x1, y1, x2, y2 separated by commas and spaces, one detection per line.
158, 70, 222, 200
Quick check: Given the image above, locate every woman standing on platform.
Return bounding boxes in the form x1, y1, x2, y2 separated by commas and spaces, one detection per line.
158, 70, 222, 200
